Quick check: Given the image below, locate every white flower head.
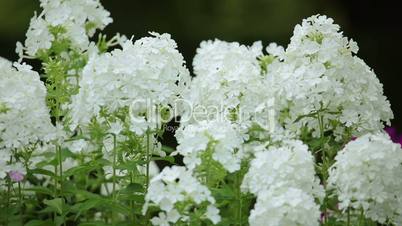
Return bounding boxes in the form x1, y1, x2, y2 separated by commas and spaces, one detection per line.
182, 39, 264, 129
175, 120, 243, 172
68, 32, 190, 134
18, 0, 112, 57
0, 62, 56, 150
328, 132, 402, 224
249, 187, 320, 226
241, 139, 323, 199
144, 166, 220, 225
263, 15, 393, 138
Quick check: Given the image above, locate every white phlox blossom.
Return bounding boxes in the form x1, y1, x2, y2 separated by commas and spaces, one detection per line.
0, 57, 12, 68
68, 33, 190, 135
264, 15, 393, 138
182, 39, 265, 130
249, 187, 321, 226
0, 62, 56, 151
0, 61, 56, 181
241, 139, 323, 198
65, 138, 91, 153
242, 139, 322, 226
328, 133, 402, 225
0, 151, 10, 179
175, 120, 243, 173
17, 0, 112, 57
143, 166, 220, 225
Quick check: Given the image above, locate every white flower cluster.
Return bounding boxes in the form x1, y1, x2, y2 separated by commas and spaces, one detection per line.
143, 166, 220, 225
17, 0, 112, 57
249, 187, 321, 226
0, 57, 12, 68
264, 15, 392, 138
328, 133, 402, 225
242, 140, 322, 226
0, 60, 56, 178
0, 62, 56, 150
242, 140, 323, 197
182, 39, 265, 128
175, 120, 243, 172
174, 39, 271, 185
68, 33, 190, 135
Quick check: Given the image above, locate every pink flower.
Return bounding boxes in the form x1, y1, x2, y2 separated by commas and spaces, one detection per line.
385, 127, 402, 147
8, 171, 24, 182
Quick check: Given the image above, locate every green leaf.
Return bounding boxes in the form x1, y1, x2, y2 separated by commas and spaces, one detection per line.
151, 156, 175, 163
79, 222, 109, 226
63, 165, 97, 177
24, 186, 54, 196
120, 183, 143, 193
44, 198, 64, 214
24, 220, 53, 226
294, 111, 318, 123
30, 168, 55, 177
70, 199, 101, 213
116, 161, 141, 170
211, 187, 235, 201
99, 199, 131, 215
161, 145, 175, 153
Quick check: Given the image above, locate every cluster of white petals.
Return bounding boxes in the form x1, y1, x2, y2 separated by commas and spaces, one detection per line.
68, 33, 190, 134
182, 39, 267, 129
249, 187, 321, 226
0, 60, 56, 178
175, 120, 243, 172
242, 140, 322, 226
0, 57, 12, 69
17, 0, 112, 57
264, 15, 393, 138
329, 133, 402, 224
242, 140, 323, 197
143, 166, 220, 225
0, 62, 56, 150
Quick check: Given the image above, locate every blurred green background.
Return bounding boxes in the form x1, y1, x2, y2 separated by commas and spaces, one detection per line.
1, 0, 401, 130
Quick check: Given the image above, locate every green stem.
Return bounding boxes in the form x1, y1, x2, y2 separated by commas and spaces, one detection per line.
358, 208, 364, 226
347, 207, 350, 226
53, 95, 65, 225
18, 182, 23, 225
317, 113, 328, 224
145, 130, 151, 191
56, 145, 67, 226
204, 145, 214, 186
112, 134, 117, 226
144, 129, 152, 226
57, 145, 63, 196
6, 178, 11, 226
236, 172, 242, 226
130, 171, 135, 223
112, 134, 117, 196
53, 163, 58, 222
6, 156, 12, 226
54, 163, 58, 196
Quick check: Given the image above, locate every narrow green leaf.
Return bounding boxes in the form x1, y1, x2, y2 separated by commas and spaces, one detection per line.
44, 198, 64, 214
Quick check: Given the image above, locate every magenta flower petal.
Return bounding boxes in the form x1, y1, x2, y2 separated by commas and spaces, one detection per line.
8, 171, 24, 182
385, 127, 402, 147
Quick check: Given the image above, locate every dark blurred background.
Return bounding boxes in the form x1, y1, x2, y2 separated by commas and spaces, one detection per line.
1, 0, 401, 130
